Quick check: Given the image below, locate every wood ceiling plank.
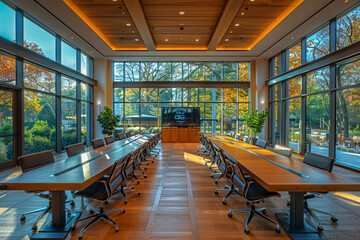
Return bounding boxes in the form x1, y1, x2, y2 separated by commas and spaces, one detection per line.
207, 0, 245, 51
143, 6, 222, 17
79, 5, 129, 17
141, 0, 226, 6
151, 27, 213, 35
147, 16, 218, 27
90, 16, 134, 27
237, 5, 287, 18
72, 0, 125, 5
243, 0, 294, 6
123, 0, 156, 51
100, 27, 139, 34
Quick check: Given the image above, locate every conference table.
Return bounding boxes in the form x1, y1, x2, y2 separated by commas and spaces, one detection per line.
206, 134, 360, 239
0, 134, 155, 239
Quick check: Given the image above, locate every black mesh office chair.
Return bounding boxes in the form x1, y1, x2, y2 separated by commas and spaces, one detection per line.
212, 148, 232, 184
125, 132, 131, 138
227, 161, 281, 234
91, 138, 105, 149
243, 135, 250, 143
273, 144, 293, 158
303, 152, 337, 231
255, 139, 268, 148
18, 150, 74, 230
104, 135, 115, 145
118, 132, 126, 140
72, 159, 127, 239
66, 143, 86, 158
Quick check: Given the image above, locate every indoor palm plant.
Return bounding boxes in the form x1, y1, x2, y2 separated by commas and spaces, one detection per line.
243, 109, 269, 144
97, 106, 120, 136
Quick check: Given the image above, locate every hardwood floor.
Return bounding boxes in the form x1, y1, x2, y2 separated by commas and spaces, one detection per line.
1, 143, 360, 239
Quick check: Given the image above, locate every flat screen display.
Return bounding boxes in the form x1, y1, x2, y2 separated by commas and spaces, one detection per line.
161, 107, 200, 127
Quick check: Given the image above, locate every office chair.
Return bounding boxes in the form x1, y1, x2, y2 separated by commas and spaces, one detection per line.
126, 132, 131, 138
255, 139, 268, 149
118, 132, 126, 140
91, 138, 105, 149
230, 131, 234, 137
72, 159, 127, 239
18, 150, 74, 230
212, 148, 232, 184
66, 143, 86, 158
227, 161, 281, 234
243, 135, 250, 143
273, 144, 293, 158
235, 133, 241, 140
204, 139, 218, 169
303, 152, 337, 231
105, 135, 115, 145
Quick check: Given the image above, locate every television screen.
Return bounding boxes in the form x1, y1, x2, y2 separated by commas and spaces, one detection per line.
161, 107, 200, 127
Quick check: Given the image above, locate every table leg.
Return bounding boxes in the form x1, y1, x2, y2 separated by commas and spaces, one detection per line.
51, 191, 66, 227
290, 192, 305, 229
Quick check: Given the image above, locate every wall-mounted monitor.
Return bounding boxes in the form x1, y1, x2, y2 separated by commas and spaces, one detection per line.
161, 107, 200, 127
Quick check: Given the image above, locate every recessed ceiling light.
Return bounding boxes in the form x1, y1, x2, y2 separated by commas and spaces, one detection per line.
241, 12, 245, 15
195, 39, 199, 42
112, 0, 117, 2
235, 23, 240, 27
70, 37, 74, 39
230, 31, 233, 34
180, 37, 183, 40
132, 31, 135, 33
165, 38, 168, 42
250, 0, 255, 2
122, 12, 125, 15
291, 37, 294, 40
179, 11, 185, 15
345, 0, 348, 2
126, 23, 131, 26
135, 38, 139, 41
225, 39, 229, 42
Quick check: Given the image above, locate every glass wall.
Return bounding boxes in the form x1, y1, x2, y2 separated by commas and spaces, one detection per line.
0, 1, 15, 42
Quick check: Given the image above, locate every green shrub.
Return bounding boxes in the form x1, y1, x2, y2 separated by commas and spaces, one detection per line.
0, 141, 8, 163
31, 120, 51, 138
62, 130, 77, 147
0, 121, 12, 134
38, 103, 56, 128
25, 135, 53, 154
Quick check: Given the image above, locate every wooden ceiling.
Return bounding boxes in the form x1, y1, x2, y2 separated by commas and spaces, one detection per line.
64, 0, 303, 51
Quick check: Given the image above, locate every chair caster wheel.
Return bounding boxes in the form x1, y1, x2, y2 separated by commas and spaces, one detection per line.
138, 192, 141, 195
152, 161, 154, 163
20, 216, 26, 222
105, 201, 109, 204
71, 224, 75, 231
275, 228, 281, 233
222, 200, 226, 205
32, 225, 37, 231
331, 216, 338, 222
122, 209, 125, 213
70, 200, 75, 206
244, 229, 250, 234
214, 191, 218, 195
89, 209, 94, 214
215, 180, 218, 184
228, 212, 232, 218
145, 167, 147, 170
125, 201, 128, 204
246, 201, 250, 205
262, 209, 267, 214
78, 236, 83, 240
144, 175, 147, 178
137, 180, 140, 184
210, 175, 214, 178
115, 229, 119, 232
318, 226, 324, 232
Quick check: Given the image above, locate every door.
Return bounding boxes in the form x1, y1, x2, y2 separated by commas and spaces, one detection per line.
0, 88, 17, 170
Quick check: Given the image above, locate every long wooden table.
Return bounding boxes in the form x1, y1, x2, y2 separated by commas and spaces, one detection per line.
207, 134, 360, 239
0, 134, 154, 239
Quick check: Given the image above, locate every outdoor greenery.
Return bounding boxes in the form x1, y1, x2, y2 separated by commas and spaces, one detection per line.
243, 109, 269, 134
97, 106, 120, 135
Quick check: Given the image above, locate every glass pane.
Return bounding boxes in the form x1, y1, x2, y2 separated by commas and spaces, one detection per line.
81, 102, 88, 144
288, 42, 302, 70
337, 6, 360, 50
172, 62, 183, 81
81, 82, 88, 100
238, 88, 248, 102
289, 98, 301, 152
62, 98, 77, 148
288, 77, 302, 97
223, 88, 237, 102
223, 62, 237, 81
223, 103, 237, 135
114, 62, 124, 82
0, 137, 13, 163
0, 1, 15, 42
306, 25, 330, 62
141, 103, 158, 134
24, 18, 55, 60
125, 88, 139, 102
0, 90, 13, 135
171, 88, 182, 102
141, 88, 158, 102
189, 62, 204, 81
205, 88, 221, 102
0, 53, 16, 85
141, 62, 158, 81
24, 91, 56, 154
306, 93, 329, 157
159, 88, 172, 102
188, 88, 199, 102
204, 103, 216, 134
157, 62, 171, 81
114, 103, 123, 117
274, 55, 281, 76
125, 103, 140, 135
125, 62, 140, 81
239, 62, 249, 82
24, 63, 55, 93
274, 102, 281, 144
81, 53, 89, 76
61, 41, 77, 70
337, 57, 360, 87
306, 67, 330, 93
239, 103, 249, 135
61, 76, 77, 98
204, 62, 221, 81
114, 88, 124, 102
336, 88, 360, 166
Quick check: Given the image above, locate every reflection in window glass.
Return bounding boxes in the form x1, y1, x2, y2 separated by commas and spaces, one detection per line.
289, 98, 301, 152
223, 103, 237, 134
81, 53, 89, 76
239, 103, 249, 135
223, 88, 237, 102
24, 63, 55, 93
125, 62, 139, 81
141, 62, 158, 81
306, 67, 330, 93
141, 103, 158, 134
24, 18, 55, 60
223, 62, 237, 81
24, 91, 56, 154
337, 57, 360, 87
289, 77, 302, 97
114, 88, 123, 102
125, 88, 139, 102
0, 90, 13, 163
61, 41, 77, 70
0, 53, 16, 85
274, 55, 281, 76
205, 62, 221, 81
337, 6, 360, 50
0, 1, 15, 42
336, 88, 360, 165
306, 25, 330, 62
204, 103, 221, 134
288, 43, 302, 70
189, 62, 204, 81
125, 103, 139, 135
205, 88, 221, 102
172, 88, 182, 102
114, 62, 124, 82
81, 102, 88, 144
239, 62, 249, 82
61, 76, 76, 98
172, 62, 184, 81
306, 93, 329, 157
158, 62, 171, 81
141, 88, 158, 102
61, 98, 77, 148
81, 82, 88, 100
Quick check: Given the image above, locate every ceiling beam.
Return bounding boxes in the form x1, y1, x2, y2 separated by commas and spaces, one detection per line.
207, 0, 245, 51
123, 0, 156, 51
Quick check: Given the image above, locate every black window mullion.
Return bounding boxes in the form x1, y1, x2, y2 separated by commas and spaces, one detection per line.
15, 7, 23, 46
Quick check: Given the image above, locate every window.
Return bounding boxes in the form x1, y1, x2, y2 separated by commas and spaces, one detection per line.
205, 88, 221, 102
306, 25, 330, 62
23, 63, 56, 93
125, 62, 139, 81
337, 57, 360, 87
81, 53, 89, 76
141, 103, 158, 133
157, 62, 171, 81
114, 62, 124, 82
239, 62, 249, 82
306, 67, 330, 93
61, 41, 77, 70
81, 83, 88, 100
24, 17, 55, 60
274, 55, 281, 76
61, 76, 77, 98
289, 98, 301, 152
61, 98, 77, 148
189, 62, 204, 81
0, 1, 15, 42
337, 6, 360, 50
141, 62, 158, 81
172, 62, 184, 81
81, 102, 89, 144
223, 62, 237, 81
205, 62, 221, 81
288, 43, 302, 70
0, 53, 16, 85
125, 88, 139, 102
0, 90, 14, 163
288, 77, 302, 97
141, 88, 158, 102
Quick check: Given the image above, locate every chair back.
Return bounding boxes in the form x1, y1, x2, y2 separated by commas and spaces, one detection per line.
92, 138, 105, 149
235, 133, 241, 140
255, 139, 268, 149
229, 161, 248, 196
126, 132, 131, 138
118, 132, 126, 140
66, 143, 85, 158
230, 131, 234, 137
243, 135, 250, 143
107, 158, 127, 196
216, 149, 232, 178
303, 152, 334, 172
273, 144, 293, 158
18, 150, 55, 173
105, 135, 115, 145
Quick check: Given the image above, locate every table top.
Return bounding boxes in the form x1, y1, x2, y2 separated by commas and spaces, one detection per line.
1, 135, 153, 191
207, 134, 360, 192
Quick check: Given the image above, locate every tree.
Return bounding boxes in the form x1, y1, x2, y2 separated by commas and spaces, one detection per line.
243, 109, 269, 135
38, 103, 56, 128
97, 106, 120, 135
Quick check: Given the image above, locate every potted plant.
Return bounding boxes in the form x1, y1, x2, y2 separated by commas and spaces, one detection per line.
243, 109, 269, 145
97, 106, 120, 136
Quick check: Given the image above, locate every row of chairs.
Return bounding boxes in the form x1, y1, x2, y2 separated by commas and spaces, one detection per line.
199, 133, 337, 233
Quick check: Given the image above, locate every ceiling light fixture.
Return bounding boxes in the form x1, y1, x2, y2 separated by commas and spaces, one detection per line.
165, 38, 168, 42
225, 39, 229, 42
179, 11, 185, 15
135, 38, 139, 41
70, 37, 74, 39
112, 0, 117, 2
241, 12, 245, 15
195, 39, 199, 42
126, 23, 131, 26
230, 31, 233, 34
122, 12, 125, 15
291, 37, 294, 40
250, 0, 255, 2
235, 23, 239, 27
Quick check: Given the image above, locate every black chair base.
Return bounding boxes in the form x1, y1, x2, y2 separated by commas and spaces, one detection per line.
215, 184, 241, 205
